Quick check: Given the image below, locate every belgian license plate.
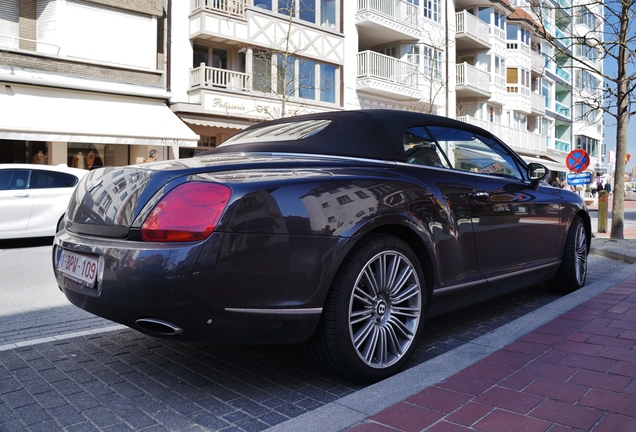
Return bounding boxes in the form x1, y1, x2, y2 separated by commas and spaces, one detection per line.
56, 249, 99, 288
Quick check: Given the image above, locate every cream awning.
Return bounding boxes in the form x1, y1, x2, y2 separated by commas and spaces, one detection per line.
522, 156, 567, 174
0, 83, 199, 146
180, 116, 252, 130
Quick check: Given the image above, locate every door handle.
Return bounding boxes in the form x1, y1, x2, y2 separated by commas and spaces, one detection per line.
468, 191, 490, 202
13, 193, 30, 198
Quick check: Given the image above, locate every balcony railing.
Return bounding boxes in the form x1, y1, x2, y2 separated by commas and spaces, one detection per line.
356, 0, 419, 26
191, 64, 251, 91
357, 51, 419, 87
455, 10, 490, 45
506, 42, 530, 54
531, 92, 546, 114
506, 84, 530, 97
554, 139, 570, 152
555, 101, 571, 117
191, 0, 246, 17
531, 52, 546, 73
554, 27, 571, 47
457, 116, 544, 153
456, 63, 490, 94
0, 35, 61, 55
555, 66, 571, 82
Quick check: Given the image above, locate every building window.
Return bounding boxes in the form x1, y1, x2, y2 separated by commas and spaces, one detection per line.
578, 43, 598, 63
253, 50, 272, 93
577, 6, 599, 30
253, 51, 337, 104
423, 0, 441, 23
575, 103, 599, 123
541, 79, 552, 108
406, 45, 420, 66
423, 46, 442, 79
260, 0, 338, 30
320, 64, 336, 103
506, 68, 530, 92
575, 69, 599, 94
576, 135, 599, 157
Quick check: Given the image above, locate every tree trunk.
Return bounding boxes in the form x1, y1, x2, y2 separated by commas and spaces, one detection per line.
610, 2, 631, 240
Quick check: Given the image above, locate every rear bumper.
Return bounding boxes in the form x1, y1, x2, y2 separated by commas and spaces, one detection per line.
52, 230, 341, 344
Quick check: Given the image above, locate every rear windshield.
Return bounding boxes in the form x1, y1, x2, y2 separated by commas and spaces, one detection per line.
220, 119, 331, 146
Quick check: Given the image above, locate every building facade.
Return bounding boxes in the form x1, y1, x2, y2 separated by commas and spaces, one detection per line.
0, 0, 198, 167
168, 0, 605, 180
1, 0, 605, 180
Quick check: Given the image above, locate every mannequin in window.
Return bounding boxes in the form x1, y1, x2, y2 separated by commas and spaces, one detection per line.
32, 151, 47, 164
72, 151, 86, 169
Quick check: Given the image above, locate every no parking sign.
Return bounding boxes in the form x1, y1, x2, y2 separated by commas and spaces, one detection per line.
566, 149, 590, 173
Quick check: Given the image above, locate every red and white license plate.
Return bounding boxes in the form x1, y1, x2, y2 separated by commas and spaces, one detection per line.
56, 249, 99, 288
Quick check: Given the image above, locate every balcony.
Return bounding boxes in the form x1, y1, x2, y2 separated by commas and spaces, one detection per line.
190, 64, 251, 91
455, 11, 491, 50
555, 66, 571, 83
457, 116, 544, 154
356, 0, 420, 46
531, 51, 545, 75
554, 27, 571, 48
356, 51, 421, 100
455, 63, 491, 98
191, 0, 246, 17
506, 42, 530, 55
555, 101, 571, 118
531, 92, 546, 115
554, 139, 570, 152
505, 85, 531, 114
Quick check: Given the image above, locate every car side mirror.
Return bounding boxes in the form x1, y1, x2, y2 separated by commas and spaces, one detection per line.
527, 163, 549, 190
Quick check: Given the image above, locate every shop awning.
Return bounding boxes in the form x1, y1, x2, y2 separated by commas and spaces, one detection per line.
181, 116, 252, 130
522, 156, 567, 174
0, 83, 199, 146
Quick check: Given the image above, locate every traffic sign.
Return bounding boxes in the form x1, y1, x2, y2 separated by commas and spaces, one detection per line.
567, 172, 592, 185
566, 149, 590, 173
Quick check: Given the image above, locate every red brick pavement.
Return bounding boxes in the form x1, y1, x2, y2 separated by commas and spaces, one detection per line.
346, 277, 636, 432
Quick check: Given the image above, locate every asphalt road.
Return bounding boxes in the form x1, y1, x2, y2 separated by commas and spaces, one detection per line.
0, 234, 631, 431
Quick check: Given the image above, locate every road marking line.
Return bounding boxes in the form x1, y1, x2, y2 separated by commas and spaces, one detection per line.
0, 324, 126, 352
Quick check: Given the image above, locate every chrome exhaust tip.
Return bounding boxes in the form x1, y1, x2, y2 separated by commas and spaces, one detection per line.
135, 318, 184, 336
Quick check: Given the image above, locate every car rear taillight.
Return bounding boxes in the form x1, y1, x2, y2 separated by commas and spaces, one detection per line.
141, 182, 231, 242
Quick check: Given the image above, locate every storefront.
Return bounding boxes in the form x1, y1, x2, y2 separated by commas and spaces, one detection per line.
0, 83, 199, 167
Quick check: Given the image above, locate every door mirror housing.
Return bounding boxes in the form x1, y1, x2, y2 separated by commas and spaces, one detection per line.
527, 163, 549, 190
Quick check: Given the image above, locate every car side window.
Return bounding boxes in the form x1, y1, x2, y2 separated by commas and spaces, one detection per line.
403, 126, 450, 169
0, 169, 30, 190
30, 170, 78, 189
426, 126, 523, 180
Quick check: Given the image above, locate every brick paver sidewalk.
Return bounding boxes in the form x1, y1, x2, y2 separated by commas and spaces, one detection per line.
346, 277, 636, 431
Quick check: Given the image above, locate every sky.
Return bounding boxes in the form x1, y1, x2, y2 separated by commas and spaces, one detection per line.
599, 3, 636, 176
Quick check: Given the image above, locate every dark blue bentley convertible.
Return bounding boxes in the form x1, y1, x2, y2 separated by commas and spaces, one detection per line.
53, 110, 590, 382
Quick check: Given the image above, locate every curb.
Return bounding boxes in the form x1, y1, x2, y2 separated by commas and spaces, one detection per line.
590, 246, 636, 264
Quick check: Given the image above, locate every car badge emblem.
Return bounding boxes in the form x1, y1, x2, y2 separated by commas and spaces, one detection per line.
86, 179, 103, 192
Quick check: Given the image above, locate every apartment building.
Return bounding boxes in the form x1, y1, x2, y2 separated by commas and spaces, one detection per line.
168, 0, 604, 178
1, 0, 604, 177
0, 0, 198, 167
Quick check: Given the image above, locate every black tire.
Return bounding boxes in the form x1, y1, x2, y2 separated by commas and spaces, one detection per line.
305, 234, 426, 383
546, 215, 588, 293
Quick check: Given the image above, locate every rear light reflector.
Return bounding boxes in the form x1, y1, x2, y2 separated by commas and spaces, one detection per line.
141, 182, 231, 242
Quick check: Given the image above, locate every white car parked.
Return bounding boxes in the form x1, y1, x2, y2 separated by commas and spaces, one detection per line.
0, 164, 88, 239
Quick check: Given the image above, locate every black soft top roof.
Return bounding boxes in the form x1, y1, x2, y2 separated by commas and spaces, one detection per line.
209, 110, 495, 162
